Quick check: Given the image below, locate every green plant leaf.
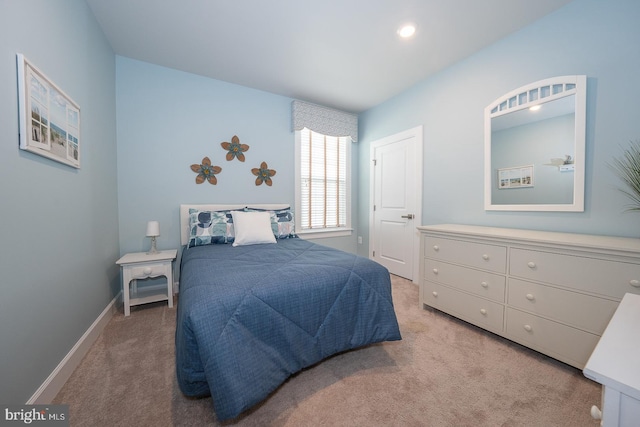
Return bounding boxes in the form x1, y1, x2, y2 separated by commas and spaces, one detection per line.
609, 139, 640, 211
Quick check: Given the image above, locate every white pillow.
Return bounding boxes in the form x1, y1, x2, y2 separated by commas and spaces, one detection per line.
231, 211, 277, 246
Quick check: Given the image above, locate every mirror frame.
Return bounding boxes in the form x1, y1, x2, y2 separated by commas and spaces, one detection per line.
484, 75, 587, 211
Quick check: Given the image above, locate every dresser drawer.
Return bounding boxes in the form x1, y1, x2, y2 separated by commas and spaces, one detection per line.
424, 259, 506, 302
505, 307, 600, 368
422, 281, 504, 333
424, 236, 507, 273
509, 248, 640, 299
508, 278, 618, 334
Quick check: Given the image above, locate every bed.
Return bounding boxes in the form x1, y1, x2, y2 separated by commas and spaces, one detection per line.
175, 204, 402, 421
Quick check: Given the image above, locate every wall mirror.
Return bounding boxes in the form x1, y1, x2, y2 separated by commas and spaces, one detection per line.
484, 75, 587, 211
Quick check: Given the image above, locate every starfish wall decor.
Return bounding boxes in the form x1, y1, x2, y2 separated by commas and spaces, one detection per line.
252, 161, 276, 186
221, 135, 249, 162
190, 157, 222, 185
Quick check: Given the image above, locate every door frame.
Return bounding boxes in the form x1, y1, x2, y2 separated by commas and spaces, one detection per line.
368, 125, 423, 283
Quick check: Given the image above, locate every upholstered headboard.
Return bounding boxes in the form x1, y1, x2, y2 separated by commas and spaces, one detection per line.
179, 204, 290, 246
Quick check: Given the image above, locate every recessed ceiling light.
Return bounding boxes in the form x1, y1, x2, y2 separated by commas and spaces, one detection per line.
529, 105, 541, 111
397, 24, 416, 38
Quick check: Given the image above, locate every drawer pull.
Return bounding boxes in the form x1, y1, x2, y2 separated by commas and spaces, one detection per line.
433, 245, 439, 251
480, 308, 487, 315
432, 268, 439, 274
523, 324, 533, 332
482, 254, 489, 260
143, 267, 152, 275
526, 293, 535, 301
480, 281, 489, 288
527, 262, 536, 269
590, 405, 602, 420
630, 279, 640, 287
432, 291, 438, 297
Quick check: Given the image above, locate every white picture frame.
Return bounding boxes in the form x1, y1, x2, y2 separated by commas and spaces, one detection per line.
498, 165, 534, 189
17, 53, 81, 169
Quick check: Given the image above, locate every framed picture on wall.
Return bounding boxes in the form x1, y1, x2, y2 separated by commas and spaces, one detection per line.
16, 53, 81, 169
498, 165, 534, 189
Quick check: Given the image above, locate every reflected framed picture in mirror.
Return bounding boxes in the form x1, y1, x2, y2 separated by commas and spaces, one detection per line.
498, 165, 534, 189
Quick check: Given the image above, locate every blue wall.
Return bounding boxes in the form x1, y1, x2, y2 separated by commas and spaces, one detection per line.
115, 57, 357, 256
357, 0, 640, 256
0, 0, 118, 403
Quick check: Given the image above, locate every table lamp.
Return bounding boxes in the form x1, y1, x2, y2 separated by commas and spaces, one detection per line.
146, 221, 160, 254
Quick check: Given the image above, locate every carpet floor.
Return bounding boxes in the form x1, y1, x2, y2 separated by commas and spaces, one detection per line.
53, 275, 601, 426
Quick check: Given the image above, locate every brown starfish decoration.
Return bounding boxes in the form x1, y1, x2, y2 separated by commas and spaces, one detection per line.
190, 157, 222, 185
221, 135, 250, 162
252, 161, 276, 186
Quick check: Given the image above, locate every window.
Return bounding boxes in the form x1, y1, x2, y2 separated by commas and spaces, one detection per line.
295, 128, 351, 238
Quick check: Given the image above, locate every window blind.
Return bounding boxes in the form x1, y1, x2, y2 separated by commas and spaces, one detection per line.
299, 128, 347, 230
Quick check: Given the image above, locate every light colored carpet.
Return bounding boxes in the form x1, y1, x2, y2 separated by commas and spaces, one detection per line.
53, 275, 601, 426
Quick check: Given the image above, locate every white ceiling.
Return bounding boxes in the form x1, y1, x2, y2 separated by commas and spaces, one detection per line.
86, 0, 573, 113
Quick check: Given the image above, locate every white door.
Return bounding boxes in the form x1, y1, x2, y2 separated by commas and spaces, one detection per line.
370, 126, 422, 281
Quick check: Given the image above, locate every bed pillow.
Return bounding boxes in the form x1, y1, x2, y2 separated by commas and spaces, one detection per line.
231, 211, 277, 247
245, 207, 296, 239
187, 208, 236, 247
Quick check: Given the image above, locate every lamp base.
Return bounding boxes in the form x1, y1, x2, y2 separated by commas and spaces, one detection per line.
147, 236, 158, 254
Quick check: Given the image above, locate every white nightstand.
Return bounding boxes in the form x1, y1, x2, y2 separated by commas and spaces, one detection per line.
116, 249, 177, 316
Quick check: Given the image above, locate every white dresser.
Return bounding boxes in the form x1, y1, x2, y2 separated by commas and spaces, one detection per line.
584, 293, 640, 426
418, 224, 640, 369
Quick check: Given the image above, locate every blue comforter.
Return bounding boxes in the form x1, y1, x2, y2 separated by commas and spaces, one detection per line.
175, 238, 401, 420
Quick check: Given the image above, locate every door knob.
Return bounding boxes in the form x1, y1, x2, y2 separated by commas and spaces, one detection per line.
401, 214, 415, 219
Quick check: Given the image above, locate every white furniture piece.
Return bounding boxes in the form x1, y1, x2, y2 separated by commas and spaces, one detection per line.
583, 293, 640, 426
418, 224, 640, 369
116, 249, 177, 316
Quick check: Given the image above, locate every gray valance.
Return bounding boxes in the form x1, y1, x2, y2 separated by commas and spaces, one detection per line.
291, 100, 358, 142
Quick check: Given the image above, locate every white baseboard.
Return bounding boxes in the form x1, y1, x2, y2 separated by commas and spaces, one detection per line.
27, 292, 121, 404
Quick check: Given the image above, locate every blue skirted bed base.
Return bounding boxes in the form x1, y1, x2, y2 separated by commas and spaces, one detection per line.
175, 238, 401, 420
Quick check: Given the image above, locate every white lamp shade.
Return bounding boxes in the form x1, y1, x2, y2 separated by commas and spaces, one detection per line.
146, 221, 160, 237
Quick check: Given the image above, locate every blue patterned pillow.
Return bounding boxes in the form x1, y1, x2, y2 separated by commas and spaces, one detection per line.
245, 207, 296, 239
187, 208, 237, 247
